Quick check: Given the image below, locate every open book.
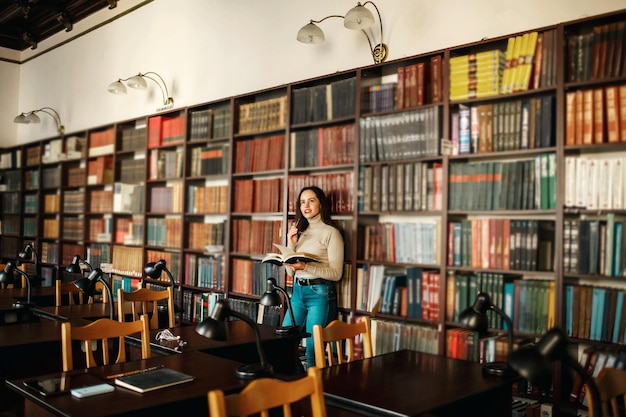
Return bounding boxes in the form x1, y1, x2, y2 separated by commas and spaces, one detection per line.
262, 243, 321, 266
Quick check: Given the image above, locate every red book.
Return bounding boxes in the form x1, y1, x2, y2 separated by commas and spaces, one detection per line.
430, 55, 443, 104
605, 86, 620, 143
396, 66, 405, 109
148, 116, 164, 147
593, 88, 605, 144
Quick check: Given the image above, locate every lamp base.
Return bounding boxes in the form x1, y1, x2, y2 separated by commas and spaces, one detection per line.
274, 325, 300, 336
483, 361, 514, 377
236, 363, 273, 379
12, 300, 34, 309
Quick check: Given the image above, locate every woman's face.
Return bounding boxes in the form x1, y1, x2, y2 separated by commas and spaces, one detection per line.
300, 189, 321, 219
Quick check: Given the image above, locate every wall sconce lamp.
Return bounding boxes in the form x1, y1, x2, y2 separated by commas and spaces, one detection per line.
73, 268, 115, 320
196, 299, 273, 379
508, 327, 601, 417
108, 72, 174, 107
459, 292, 514, 376
144, 259, 182, 313
18, 242, 40, 279
0, 261, 33, 308
66, 255, 93, 275
297, 1, 388, 64
259, 278, 299, 335
13, 107, 65, 136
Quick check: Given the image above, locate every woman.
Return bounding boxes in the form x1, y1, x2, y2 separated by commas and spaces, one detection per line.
282, 185, 345, 369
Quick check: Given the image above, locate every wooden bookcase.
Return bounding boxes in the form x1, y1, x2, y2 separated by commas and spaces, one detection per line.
1, 8, 626, 414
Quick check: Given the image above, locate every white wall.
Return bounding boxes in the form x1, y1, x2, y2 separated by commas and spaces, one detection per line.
2, 0, 626, 147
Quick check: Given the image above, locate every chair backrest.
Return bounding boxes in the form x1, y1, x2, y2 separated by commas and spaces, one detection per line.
207, 366, 327, 417
61, 314, 150, 372
312, 317, 373, 368
55, 280, 109, 306
117, 287, 175, 329
590, 367, 626, 417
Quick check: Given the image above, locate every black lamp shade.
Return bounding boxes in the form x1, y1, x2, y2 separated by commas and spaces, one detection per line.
144, 260, 166, 279
259, 277, 299, 335
73, 268, 114, 320
458, 292, 492, 336
66, 255, 82, 274
0, 261, 33, 308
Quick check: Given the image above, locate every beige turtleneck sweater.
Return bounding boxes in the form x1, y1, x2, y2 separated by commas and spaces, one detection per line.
286, 214, 344, 282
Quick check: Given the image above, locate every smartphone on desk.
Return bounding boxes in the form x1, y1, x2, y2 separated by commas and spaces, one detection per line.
23, 376, 72, 396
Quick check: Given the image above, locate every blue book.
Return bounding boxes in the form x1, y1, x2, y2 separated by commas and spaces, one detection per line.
613, 291, 624, 344
503, 281, 515, 331
406, 267, 422, 319
565, 285, 574, 337
458, 105, 471, 154
590, 288, 606, 341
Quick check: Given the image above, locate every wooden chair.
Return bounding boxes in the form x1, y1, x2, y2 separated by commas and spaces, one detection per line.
61, 314, 150, 372
589, 367, 626, 417
207, 366, 327, 417
117, 287, 175, 329
312, 317, 373, 368
55, 280, 110, 306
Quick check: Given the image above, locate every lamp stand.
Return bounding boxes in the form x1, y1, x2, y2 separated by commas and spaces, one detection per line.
483, 361, 514, 376
236, 362, 274, 379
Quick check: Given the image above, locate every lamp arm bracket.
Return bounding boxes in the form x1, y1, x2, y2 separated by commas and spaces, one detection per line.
141, 72, 172, 105
310, 14, 344, 25
36, 107, 65, 135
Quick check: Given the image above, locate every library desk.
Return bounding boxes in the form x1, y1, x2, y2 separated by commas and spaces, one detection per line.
0, 319, 91, 416
0, 286, 56, 306
125, 320, 302, 375
321, 349, 518, 417
6, 350, 249, 417
30, 303, 133, 321
6, 350, 365, 417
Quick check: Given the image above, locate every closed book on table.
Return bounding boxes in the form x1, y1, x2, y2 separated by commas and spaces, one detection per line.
114, 367, 194, 393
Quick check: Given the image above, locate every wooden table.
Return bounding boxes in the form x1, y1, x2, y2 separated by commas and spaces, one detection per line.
0, 319, 91, 416
6, 351, 249, 417
0, 286, 56, 305
0, 297, 39, 324
125, 320, 302, 375
321, 349, 518, 417
30, 303, 130, 321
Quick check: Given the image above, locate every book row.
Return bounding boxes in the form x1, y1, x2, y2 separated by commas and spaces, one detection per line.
360, 220, 441, 265
448, 154, 556, 211
358, 161, 443, 213
290, 123, 355, 168
447, 219, 555, 272
563, 215, 626, 277
452, 95, 555, 155
291, 77, 356, 124
565, 156, 626, 210
359, 106, 441, 163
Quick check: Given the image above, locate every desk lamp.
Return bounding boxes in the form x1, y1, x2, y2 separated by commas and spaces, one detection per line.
18, 242, 40, 279
508, 327, 601, 417
144, 259, 182, 314
0, 261, 33, 308
458, 292, 514, 376
196, 299, 273, 379
65, 255, 93, 275
259, 277, 299, 335
73, 268, 115, 320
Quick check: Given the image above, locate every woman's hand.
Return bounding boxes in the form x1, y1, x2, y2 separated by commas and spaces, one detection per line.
286, 260, 306, 271
287, 222, 299, 246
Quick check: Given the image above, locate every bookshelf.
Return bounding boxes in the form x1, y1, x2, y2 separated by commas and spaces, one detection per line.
2, 8, 626, 414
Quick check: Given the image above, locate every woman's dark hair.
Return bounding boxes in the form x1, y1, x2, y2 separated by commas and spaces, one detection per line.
294, 186, 337, 232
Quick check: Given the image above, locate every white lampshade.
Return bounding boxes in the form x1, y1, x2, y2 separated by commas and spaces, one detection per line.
297, 23, 325, 44
107, 80, 127, 94
344, 4, 375, 30
127, 74, 148, 90
13, 114, 28, 124
25, 113, 41, 123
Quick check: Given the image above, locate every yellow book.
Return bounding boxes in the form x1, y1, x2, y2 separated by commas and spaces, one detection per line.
511, 33, 529, 93
500, 37, 516, 94
518, 31, 539, 91
505, 35, 523, 94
